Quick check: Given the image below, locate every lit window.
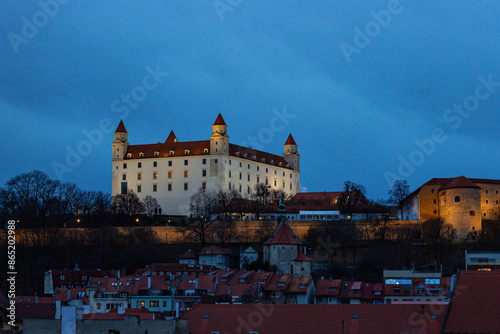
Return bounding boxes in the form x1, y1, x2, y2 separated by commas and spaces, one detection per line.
169, 151, 174, 156
184, 171, 189, 178
185, 150, 190, 155
204, 149, 208, 154
137, 173, 142, 180
168, 171, 172, 179
153, 172, 158, 179
97, 303, 101, 310
139, 152, 144, 157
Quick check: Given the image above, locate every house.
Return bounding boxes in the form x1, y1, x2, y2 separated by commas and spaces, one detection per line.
111, 114, 300, 216
465, 250, 500, 271
175, 275, 216, 313
198, 245, 231, 269
44, 269, 116, 294
383, 269, 452, 304
262, 274, 315, 304
178, 249, 198, 265
128, 275, 174, 315
239, 246, 259, 269
314, 278, 342, 304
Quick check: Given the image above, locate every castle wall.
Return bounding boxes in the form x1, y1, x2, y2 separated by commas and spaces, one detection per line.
439, 187, 482, 236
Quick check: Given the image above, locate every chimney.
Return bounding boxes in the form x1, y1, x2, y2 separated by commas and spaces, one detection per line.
148, 276, 151, 289
117, 269, 120, 278
67, 289, 71, 301
227, 284, 231, 296
195, 277, 199, 291
176, 302, 180, 318
35, 294, 38, 304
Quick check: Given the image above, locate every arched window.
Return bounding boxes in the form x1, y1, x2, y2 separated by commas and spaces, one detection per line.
455, 196, 460, 202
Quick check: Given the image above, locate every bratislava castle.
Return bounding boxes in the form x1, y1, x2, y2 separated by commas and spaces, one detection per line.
112, 114, 300, 216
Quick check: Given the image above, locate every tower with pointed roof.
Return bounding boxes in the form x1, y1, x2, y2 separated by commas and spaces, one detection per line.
111, 114, 300, 216
210, 113, 229, 155
112, 120, 129, 161
263, 202, 311, 276
283, 134, 300, 172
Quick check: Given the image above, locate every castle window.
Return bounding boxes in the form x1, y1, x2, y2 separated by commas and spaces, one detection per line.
168, 161, 172, 166
257, 166, 260, 171
247, 186, 251, 194
153, 172, 158, 180
236, 152, 239, 157
168, 184, 172, 191
486, 200, 489, 204
127, 153, 132, 158
153, 184, 157, 192
431, 189, 435, 193
229, 171, 232, 178
184, 171, 189, 178
229, 160, 232, 165
185, 150, 190, 155
202, 169, 207, 177
244, 154, 247, 158
137, 173, 142, 180
204, 148, 208, 154
239, 184, 242, 192
434, 210, 437, 214
253, 156, 256, 160
290, 182, 293, 190
139, 152, 144, 157
257, 176, 260, 183
486, 189, 489, 194
203, 159, 207, 165
283, 181, 285, 188
122, 174, 126, 181
202, 182, 207, 190
470, 211, 475, 216
270, 160, 274, 165
240, 162, 242, 167
169, 151, 175, 156
153, 161, 157, 167
266, 178, 269, 185
484, 213, 487, 217
121, 182, 127, 195
184, 183, 188, 191
434, 200, 436, 204
239, 173, 242, 180
279, 162, 282, 166
123, 163, 127, 169
455, 196, 460, 202
248, 164, 250, 169
138, 162, 142, 168
290, 173, 292, 178
154, 152, 159, 157
214, 159, 218, 163
137, 185, 141, 193
274, 170, 277, 175
248, 174, 251, 182
274, 180, 277, 187
184, 160, 188, 166
168, 171, 172, 179
228, 182, 231, 190
266, 168, 268, 173
262, 158, 265, 163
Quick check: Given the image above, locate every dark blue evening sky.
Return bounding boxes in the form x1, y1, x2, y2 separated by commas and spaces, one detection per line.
1, 0, 500, 200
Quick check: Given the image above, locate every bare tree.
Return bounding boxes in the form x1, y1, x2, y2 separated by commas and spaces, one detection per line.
249, 183, 272, 219
338, 181, 368, 219
143, 195, 161, 217
112, 190, 144, 218
217, 189, 239, 221
420, 218, 455, 260
388, 179, 411, 219
184, 188, 219, 247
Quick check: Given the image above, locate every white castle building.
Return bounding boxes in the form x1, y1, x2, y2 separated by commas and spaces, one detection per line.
111, 114, 300, 216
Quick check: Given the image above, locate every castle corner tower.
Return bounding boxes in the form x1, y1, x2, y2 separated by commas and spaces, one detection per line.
210, 113, 229, 155
283, 134, 300, 171
112, 120, 129, 161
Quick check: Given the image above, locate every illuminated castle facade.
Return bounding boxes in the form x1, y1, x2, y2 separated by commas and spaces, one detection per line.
111, 114, 300, 216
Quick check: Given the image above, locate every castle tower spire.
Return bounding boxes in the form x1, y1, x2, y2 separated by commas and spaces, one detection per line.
283, 133, 300, 171
210, 114, 229, 154
112, 120, 129, 160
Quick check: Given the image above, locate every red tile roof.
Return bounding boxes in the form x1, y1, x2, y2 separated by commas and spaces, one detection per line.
213, 113, 227, 126
264, 220, 302, 245
443, 271, 500, 333
15, 303, 56, 320
440, 176, 481, 191
179, 249, 197, 260
83, 308, 154, 320
183, 304, 446, 334
115, 120, 127, 133
228, 144, 292, 169
125, 140, 211, 159
294, 249, 311, 262
177, 275, 215, 293
199, 245, 230, 256
49, 270, 115, 288
165, 130, 178, 143
285, 133, 297, 145
315, 279, 342, 297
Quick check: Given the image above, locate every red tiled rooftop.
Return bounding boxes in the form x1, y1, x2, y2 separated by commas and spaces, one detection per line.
115, 120, 127, 133
165, 130, 178, 143
213, 113, 227, 126
440, 176, 481, 191
294, 249, 311, 262
285, 133, 297, 145
264, 221, 302, 245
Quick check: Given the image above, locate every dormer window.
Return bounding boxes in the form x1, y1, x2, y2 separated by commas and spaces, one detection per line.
253, 156, 256, 160
262, 158, 265, 162
185, 150, 190, 155
278, 281, 285, 287
127, 153, 132, 158
243, 154, 247, 158
60, 274, 65, 280
259, 279, 265, 284
204, 148, 209, 154
207, 250, 212, 254
270, 160, 274, 164
239, 278, 245, 283
329, 287, 337, 291
286, 164, 290, 168
154, 151, 159, 157
82, 275, 87, 281
300, 284, 306, 288
235, 152, 239, 157
139, 152, 144, 157
169, 151, 175, 156
279, 162, 282, 166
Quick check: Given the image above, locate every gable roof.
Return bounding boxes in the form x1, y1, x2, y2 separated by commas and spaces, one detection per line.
199, 245, 231, 256
264, 220, 302, 245
179, 249, 197, 260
